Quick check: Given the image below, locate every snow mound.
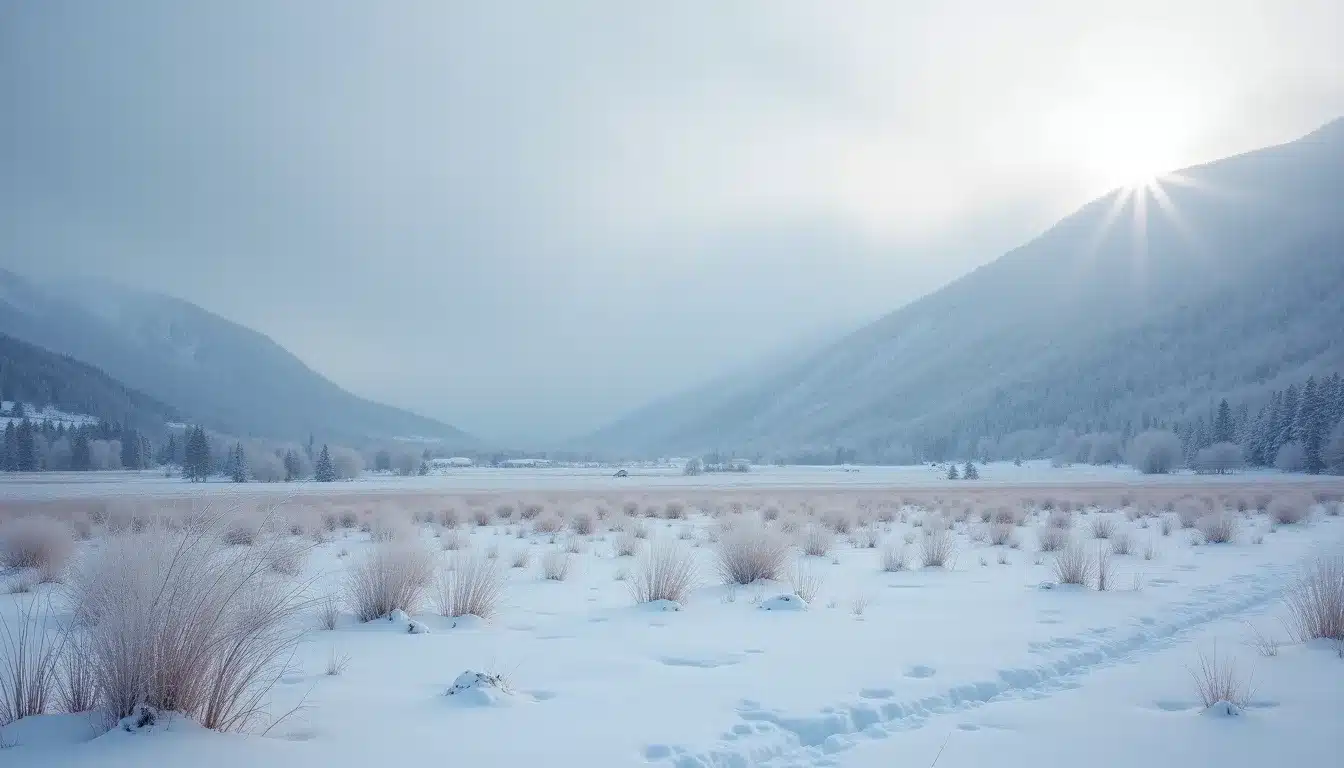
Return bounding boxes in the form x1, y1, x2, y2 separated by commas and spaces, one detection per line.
388, 609, 410, 623
1200, 701, 1244, 718
408, 619, 430, 634
760, 594, 808, 611
642, 599, 683, 612
445, 671, 514, 707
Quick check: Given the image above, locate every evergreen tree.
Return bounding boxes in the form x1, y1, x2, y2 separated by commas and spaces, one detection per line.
1212, 399, 1233, 444
1301, 376, 1328, 474
228, 443, 248, 483
315, 444, 336, 482
1274, 384, 1300, 455
2, 421, 16, 471
963, 461, 979, 480
283, 449, 301, 482
946, 463, 959, 481
71, 430, 92, 471
16, 419, 38, 471
120, 427, 143, 470
184, 426, 211, 482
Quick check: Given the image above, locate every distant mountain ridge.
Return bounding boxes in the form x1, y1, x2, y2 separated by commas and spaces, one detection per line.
0, 270, 475, 446
588, 118, 1344, 460
0, 331, 179, 432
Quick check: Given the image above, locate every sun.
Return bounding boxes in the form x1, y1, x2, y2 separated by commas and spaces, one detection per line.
1046, 85, 1200, 192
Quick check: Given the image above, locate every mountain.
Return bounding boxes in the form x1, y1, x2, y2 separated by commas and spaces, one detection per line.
590, 118, 1344, 460
0, 272, 475, 446
0, 332, 179, 432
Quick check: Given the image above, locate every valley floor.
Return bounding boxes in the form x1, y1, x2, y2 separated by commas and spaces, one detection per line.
2, 476, 1342, 767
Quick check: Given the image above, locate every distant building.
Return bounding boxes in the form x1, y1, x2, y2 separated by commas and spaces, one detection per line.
430, 456, 474, 468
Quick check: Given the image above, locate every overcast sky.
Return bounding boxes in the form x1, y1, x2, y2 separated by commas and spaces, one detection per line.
2, 1, 1341, 445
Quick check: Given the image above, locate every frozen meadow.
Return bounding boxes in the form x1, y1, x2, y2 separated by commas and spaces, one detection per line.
1, 467, 1342, 767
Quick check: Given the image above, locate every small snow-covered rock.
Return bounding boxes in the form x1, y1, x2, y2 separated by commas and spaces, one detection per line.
445, 671, 513, 706
407, 620, 430, 634
759, 594, 807, 611
1201, 701, 1243, 718
388, 609, 410, 623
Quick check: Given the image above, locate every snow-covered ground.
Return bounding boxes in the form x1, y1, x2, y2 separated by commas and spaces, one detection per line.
2, 484, 1342, 767
0, 461, 1335, 501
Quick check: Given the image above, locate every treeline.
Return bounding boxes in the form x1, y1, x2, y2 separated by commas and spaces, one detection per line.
1, 409, 152, 472
1038, 372, 1344, 474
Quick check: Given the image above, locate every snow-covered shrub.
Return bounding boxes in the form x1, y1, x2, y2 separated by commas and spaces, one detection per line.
265, 537, 309, 576
1127, 430, 1182, 474
247, 451, 286, 483
533, 513, 563, 534
56, 628, 98, 714
1285, 557, 1343, 642
345, 542, 436, 622
714, 522, 791, 585
920, 526, 956, 569
662, 501, 686, 520
434, 553, 503, 620
801, 525, 834, 557
849, 527, 880, 549
441, 531, 467, 551
823, 509, 855, 535
1197, 513, 1237, 544
1053, 543, 1095, 586
219, 514, 260, 547
0, 597, 63, 724
510, 549, 530, 569
1047, 509, 1073, 529
632, 541, 696, 605
0, 517, 74, 575
70, 516, 309, 731
1268, 496, 1311, 525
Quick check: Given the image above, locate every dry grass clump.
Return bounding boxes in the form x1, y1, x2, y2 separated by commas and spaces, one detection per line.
1109, 532, 1134, 556
0, 517, 74, 583
801, 526, 834, 557
533, 514, 563, 534
1267, 496, 1311, 526
520, 503, 544, 521
1196, 513, 1237, 544
570, 512, 595, 536
989, 524, 1016, 547
495, 504, 515, 522
789, 560, 825, 603
70, 515, 311, 731
632, 541, 697, 604
433, 553, 504, 620
1189, 644, 1253, 709
1176, 499, 1206, 529
1047, 510, 1073, 530
881, 543, 909, 572
1089, 517, 1116, 540
615, 533, 641, 557
441, 530, 468, 551
510, 549, 531, 569
823, 509, 855, 536
1038, 527, 1070, 553
0, 597, 63, 724
849, 527, 880, 549
920, 526, 956, 569
264, 537, 310, 576
346, 542, 437, 622
1284, 557, 1343, 642
472, 508, 493, 527
715, 522, 792, 585
542, 551, 572, 581
1053, 542, 1095, 586
662, 501, 687, 520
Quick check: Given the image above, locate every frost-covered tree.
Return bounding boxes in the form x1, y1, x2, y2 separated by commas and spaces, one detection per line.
683, 457, 703, 476
374, 449, 392, 473
228, 443, 248, 483
947, 463, 960, 480
1127, 429, 1182, 474
963, 461, 979, 480
330, 446, 364, 480
283, 449, 302, 482
392, 452, 419, 477
314, 444, 336, 482
183, 426, 211, 482
71, 430, 92, 471
1274, 441, 1306, 473
1326, 419, 1344, 475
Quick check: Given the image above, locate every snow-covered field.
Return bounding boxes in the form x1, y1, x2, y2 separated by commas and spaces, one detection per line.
2, 479, 1343, 767
0, 461, 1332, 501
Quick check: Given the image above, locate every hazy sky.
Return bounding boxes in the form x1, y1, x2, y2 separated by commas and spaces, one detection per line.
2, 1, 1342, 445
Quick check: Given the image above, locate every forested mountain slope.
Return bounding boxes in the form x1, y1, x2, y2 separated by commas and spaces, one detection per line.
591, 119, 1344, 461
